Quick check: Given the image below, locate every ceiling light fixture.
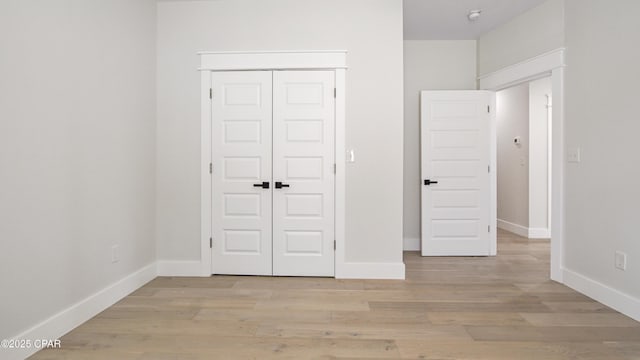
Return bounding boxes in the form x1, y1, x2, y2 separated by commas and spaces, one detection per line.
468, 9, 482, 21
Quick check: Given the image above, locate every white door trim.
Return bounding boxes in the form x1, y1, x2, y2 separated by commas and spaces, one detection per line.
198, 51, 347, 277
198, 50, 348, 71
200, 70, 213, 277
479, 48, 565, 282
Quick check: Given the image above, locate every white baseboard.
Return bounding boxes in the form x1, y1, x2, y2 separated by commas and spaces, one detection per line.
158, 259, 406, 279
157, 260, 205, 276
3, 263, 156, 360
337, 262, 405, 280
403, 237, 420, 251
563, 268, 640, 322
498, 219, 550, 239
528, 227, 550, 239
497, 219, 528, 237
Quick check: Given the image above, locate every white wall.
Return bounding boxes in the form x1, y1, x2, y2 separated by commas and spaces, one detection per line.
529, 77, 551, 236
0, 0, 157, 342
563, 0, 640, 301
481, 0, 640, 319
403, 40, 477, 250
156, 0, 404, 265
497, 83, 530, 231
478, 0, 565, 76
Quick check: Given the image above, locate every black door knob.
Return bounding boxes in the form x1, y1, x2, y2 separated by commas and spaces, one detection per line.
253, 182, 270, 189
424, 179, 439, 186
275, 181, 290, 189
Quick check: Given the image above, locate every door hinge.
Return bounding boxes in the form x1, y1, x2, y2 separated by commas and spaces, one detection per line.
210, 237, 213, 248
333, 163, 336, 174
488, 165, 490, 173
488, 225, 491, 233
209, 163, 213, 174
487, 105, 490, 113
209, 88, 212, 99
334, 88, 337, 98
334, 240, 336, 251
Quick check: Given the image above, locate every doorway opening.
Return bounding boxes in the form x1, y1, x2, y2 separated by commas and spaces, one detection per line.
496, 77, 552, 241
494, 77, 553, 273
479, 48, 565, 282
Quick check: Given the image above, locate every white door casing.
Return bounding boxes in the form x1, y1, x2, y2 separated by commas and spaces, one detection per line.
478, 48, 565, 282
200, 51, 349, 279
272, 71, 336, 276
421, 91, 494, 256
212, 71, 273, 275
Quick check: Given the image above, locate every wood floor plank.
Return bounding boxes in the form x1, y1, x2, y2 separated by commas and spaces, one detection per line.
151, 287, 273, 299
72, 318, 259, 337
255, 290, 371, 312
426, 311, 529, 326
96, 308, 200, 320
369, 300, 553, 313
520, 312, 640, 327
232, 277, 366, 290
330, 309, 431, 325
396, 340, 630, 360
113, 295, 258, 310
542, 301, 616, 313
193, 308, 332, 323
603, 341, 640, 360
465, 325, 640, 342
256, 322, 473, 341
144, 276, 237, 289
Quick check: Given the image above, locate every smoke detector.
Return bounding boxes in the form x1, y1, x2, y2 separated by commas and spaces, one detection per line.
468, 9, 482, 21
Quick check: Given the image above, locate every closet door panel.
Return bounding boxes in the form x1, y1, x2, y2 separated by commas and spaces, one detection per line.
212, 71, 273, 275
272, 71, 335, 277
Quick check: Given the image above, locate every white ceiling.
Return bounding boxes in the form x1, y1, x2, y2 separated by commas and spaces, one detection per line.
404, 0, 547, 40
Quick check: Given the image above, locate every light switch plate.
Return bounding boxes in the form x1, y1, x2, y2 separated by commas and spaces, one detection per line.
347, 149, 355, 163
615, 251, 627, 271
567, 147, 581, 163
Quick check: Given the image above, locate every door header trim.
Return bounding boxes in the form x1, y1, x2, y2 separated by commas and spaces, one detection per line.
198, 51, 348, 71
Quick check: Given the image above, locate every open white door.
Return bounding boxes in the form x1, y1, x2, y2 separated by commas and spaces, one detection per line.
272, 71, 335, 276
212, 71, 273, 275
421, 91, 494, 256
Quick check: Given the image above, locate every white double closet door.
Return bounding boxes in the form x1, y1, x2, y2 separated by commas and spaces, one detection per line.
211, 70, 335, 277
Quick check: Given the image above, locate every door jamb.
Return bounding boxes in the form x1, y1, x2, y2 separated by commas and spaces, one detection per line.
200, 70, 212, 276
479, 48, 565, 282
198, 51, 348, 277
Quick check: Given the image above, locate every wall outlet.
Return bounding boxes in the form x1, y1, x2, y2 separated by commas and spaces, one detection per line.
112, 245, 120, 263
614, 251, 627, 271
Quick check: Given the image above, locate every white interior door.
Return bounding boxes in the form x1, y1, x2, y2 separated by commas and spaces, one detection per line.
212, 71, 273, 275
421, 91, 493, 256
272, 71, 335, 276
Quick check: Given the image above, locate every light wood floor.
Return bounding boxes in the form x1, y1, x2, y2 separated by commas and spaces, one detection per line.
31, 230, 640, 359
